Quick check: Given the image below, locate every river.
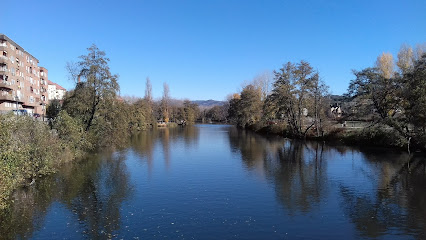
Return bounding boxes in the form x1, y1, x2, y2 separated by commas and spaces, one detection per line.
1, 124, 425, 239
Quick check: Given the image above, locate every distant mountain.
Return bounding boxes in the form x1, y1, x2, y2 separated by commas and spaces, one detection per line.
191, 100, 226, 107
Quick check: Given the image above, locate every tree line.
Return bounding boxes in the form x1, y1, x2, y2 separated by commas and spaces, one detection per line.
0, 45, 200, 209
1, 43, 425, 209
47, 45, 202, 151
226, 43, 426, 149
227, 60, 329, 138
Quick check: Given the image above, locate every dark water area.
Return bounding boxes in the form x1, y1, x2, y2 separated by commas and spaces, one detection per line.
1, 124, 426, 239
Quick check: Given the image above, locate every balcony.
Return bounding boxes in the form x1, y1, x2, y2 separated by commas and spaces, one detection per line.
23, 101, 38, 107
0, 92, 15, 101
0, 55, 8, 64
0, 45, 7, 52
0, 80, 12, 90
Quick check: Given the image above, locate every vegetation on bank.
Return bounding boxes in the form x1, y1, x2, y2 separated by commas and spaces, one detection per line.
0, 114, 66, 209
0, 45, 200, 209
1, 43, 425, 209
226, 43, 426, 151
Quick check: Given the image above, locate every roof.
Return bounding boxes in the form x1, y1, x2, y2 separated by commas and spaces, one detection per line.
0, 34, 40, 63
47, 80, 66, 91
55, 83, 66, 91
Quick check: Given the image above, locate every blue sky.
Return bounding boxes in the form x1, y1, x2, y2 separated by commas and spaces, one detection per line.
2, 0, 426, 100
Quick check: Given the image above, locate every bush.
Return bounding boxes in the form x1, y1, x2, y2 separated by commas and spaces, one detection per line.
52, 111, 92, 158
0, 114, 69, 209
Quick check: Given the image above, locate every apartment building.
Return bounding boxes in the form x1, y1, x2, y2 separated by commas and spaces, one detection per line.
0, 34, 50, 116
47, 79, 66, 101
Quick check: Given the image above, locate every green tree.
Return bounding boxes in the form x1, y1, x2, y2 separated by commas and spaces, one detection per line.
228, 85, 262, 128
404, 53, 426, 137
46, 99, 62, 121
62, 44, 119, 132
183, 100, 199, 124
206, 105, 228, 122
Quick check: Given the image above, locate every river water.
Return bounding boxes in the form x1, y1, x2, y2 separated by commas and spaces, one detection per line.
1, 124, 425, 239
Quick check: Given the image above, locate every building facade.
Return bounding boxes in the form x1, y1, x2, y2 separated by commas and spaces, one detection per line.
47, 79, 66, 101
0, 34, 59, 116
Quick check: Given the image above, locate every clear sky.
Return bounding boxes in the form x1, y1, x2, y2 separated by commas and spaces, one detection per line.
2, 0, 426, 100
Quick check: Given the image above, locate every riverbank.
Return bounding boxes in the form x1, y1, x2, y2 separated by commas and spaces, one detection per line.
1, 124, 425, 239
0, 113, 184, 209
0, 114, 74, 209
247, 122, 416, 152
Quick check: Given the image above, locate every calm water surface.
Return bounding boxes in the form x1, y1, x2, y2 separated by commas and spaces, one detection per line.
1, 124, 426, 239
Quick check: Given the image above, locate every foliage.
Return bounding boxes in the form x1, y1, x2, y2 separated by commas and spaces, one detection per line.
52, 111, 91, 158
45, 99, 62, 120
0, 114, 70, 209
228, 84, 262, 128
182, 100, 199, 124
347, 67, 402, 121
404, 53, 426, 142
346, 45, 426, 149
265, 61, 327, 137
206, 105, 228, 122
62, 44, 119, 132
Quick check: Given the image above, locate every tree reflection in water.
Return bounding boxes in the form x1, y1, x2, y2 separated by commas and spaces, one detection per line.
228, 127, 426, 239
130, 126, 200, 172
0, 151, 132, 239
338, 152, 426, 239
1, 125, 425, 239
228, 128, 328, 214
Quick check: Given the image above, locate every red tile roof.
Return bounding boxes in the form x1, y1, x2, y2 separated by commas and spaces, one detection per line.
47, 80, 66, 91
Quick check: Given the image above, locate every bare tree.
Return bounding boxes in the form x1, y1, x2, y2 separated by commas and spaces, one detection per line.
252, 71, 273, 101
144, 77, 152, 102
265, 61, 327, 137
376, 52, 394, 79
160, 83, 170, 122
397, 44, 414, 74
414, 43, 426, 61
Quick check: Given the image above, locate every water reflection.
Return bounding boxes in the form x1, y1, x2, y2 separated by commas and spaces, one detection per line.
338, 153, 426, 239
228, 127, 426, 238
130, 126, 200, 171
1, 125, 425, 239
228, 128, 328, 214
0, 151, 132, 239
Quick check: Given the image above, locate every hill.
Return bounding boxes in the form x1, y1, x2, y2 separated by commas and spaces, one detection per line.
191, 100, 226, 107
